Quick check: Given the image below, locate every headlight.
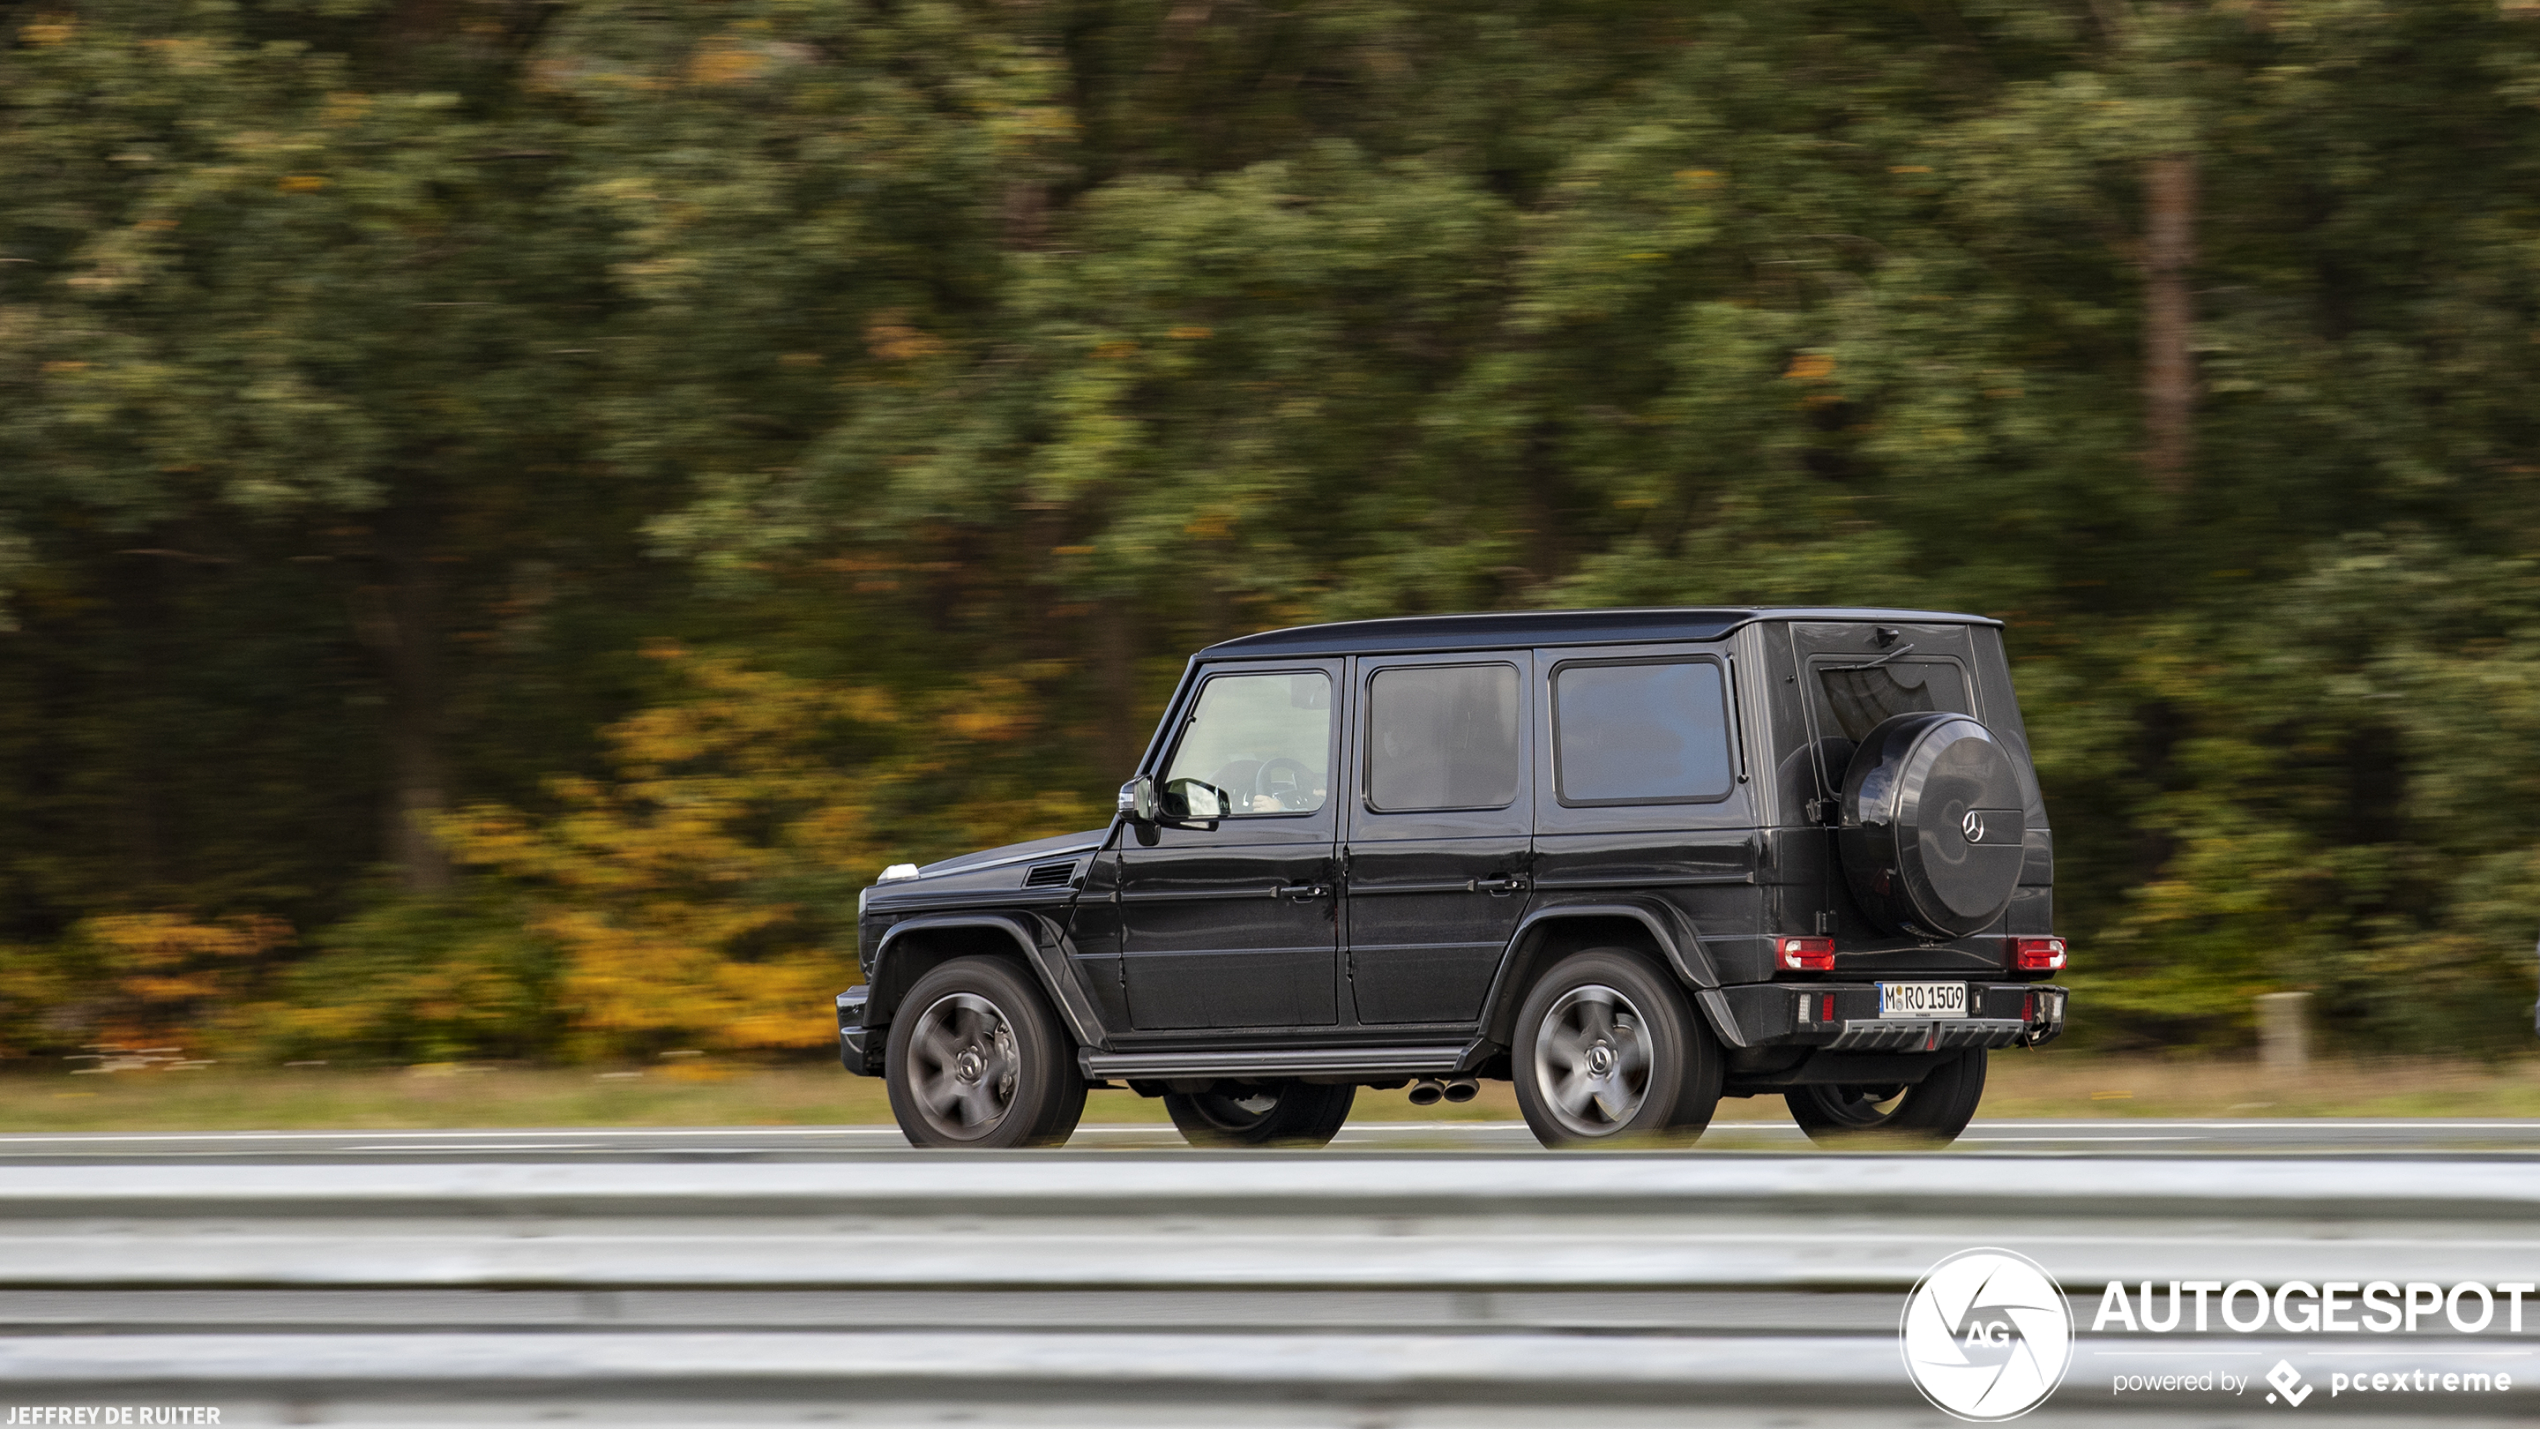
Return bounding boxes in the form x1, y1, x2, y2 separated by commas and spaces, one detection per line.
862, 863, 920, 917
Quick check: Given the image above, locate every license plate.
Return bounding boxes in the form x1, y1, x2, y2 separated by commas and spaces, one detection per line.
1879, 982, 1967, 1019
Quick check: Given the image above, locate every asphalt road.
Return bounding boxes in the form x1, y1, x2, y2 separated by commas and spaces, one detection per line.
1, 1116, 2539, 1160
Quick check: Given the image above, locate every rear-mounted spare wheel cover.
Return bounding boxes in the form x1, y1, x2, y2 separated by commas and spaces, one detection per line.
1836, 711, 2026, 939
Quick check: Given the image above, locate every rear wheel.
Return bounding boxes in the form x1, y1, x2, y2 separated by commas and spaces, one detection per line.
1164, 1081, 1356, 1147
1511, 948, 1722, 1148
1786, 1048, 1988, 1146
885, 957, 1086, 1149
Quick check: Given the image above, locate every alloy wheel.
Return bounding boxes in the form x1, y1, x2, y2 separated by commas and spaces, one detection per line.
904, 991, 1020, 1140
1531, 982, 1652, 1137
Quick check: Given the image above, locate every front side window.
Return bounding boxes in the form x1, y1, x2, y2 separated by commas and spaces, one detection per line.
1160, 671, 1332, 816
1554, 659, 1734, 805
1814, 658, 1971, 742
1366, 663, 1521, 812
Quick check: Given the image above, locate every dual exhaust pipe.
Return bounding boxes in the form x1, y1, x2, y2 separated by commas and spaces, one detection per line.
1406, 1077, 1478, 1106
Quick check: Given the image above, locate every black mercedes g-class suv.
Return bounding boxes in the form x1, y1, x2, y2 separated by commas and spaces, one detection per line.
840, 608, 2067, 1149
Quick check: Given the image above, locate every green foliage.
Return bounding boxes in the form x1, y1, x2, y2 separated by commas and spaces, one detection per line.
261, 894, 558, 1066
4, 0, 2540, 1059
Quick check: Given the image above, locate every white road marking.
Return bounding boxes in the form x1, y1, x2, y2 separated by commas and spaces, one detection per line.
339, 1142, 610, 1153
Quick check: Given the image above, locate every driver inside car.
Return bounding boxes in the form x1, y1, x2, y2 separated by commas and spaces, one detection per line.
1158, 670, 1335, 818
1201, 757, 1325, 813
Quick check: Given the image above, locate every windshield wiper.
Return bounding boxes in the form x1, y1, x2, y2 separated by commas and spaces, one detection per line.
1823, 642, 1917, 672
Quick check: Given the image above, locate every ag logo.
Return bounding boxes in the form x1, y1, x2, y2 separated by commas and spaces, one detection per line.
1901, 1247, 2074, 1421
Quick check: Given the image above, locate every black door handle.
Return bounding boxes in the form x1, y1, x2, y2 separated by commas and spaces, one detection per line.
1274, 882, 1330, 900
1469, 875, 1529, 896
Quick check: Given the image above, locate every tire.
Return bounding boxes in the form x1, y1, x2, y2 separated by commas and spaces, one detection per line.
1511, 948, 1723, 1148
1836, 711, 2027, 939
885, 957, 1086, 1148
1785, 1048, 1988, 1147
1164, 1081, 1355, 1147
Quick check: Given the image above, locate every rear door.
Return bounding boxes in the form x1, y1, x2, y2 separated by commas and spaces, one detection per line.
1784, 619, 2044, 955
1341, 651, 1534, 1027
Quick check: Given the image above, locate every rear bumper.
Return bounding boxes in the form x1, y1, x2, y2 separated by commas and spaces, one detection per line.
1821, 1017, 2026, 1051
1709, 981, 2067, 1052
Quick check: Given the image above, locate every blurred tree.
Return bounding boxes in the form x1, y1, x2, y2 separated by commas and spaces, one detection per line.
6, 0, 2540, 1060
0, 0, 665, 924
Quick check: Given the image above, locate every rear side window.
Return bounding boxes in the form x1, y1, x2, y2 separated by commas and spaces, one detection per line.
1553, 659, 1733, 806
1366, 663, 1521, 811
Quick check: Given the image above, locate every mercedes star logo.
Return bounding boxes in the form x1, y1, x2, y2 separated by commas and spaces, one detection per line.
1961, 809, 1987, 844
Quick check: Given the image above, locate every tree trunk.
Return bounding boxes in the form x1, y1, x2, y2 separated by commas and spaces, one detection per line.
116, 551, 168, 894
1522, 424, 1565, 595
380, 499, 452, 893
2142, 152, 2197, 499
1094, 596, 1139, 782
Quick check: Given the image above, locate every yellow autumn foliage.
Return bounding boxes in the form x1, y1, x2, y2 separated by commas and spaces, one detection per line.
437, 647, 1096, 1061
436, 652, 881, 1058
67, 913, 287, 1050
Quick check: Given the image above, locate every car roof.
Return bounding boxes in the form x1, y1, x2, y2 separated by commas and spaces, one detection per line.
1196, 607, 2001, 659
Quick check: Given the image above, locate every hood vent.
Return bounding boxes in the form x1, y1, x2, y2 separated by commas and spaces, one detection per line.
1023, 860, 1079, 889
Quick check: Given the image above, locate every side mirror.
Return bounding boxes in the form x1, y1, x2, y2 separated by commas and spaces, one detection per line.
1117, 776, 1158, 824
1170, 779, 1227, 820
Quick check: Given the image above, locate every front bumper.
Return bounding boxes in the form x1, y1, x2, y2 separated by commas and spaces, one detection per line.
1711, 981, 2067, 1051
836, 986, 878, 1076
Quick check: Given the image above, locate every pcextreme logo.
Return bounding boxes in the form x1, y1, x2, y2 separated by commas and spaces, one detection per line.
1901, 1247, 2076, 1421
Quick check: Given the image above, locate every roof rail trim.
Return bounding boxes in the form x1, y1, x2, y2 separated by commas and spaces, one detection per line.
1195, 607, 2001, 659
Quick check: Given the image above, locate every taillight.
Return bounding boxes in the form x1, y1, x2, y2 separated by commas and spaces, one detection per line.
1777, 936, 1835, 971
2014, 936, 2067, 972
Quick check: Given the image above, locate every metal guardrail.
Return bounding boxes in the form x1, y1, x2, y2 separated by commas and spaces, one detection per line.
9, 1152, 2540, 1215
0, 1156, 2534, 1420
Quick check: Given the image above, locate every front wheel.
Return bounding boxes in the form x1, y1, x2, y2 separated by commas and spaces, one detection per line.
1163, 1081, 1355, 1147
1511, 948, 1722, 1148
1786, 1048, 1988, 1146
884, 957, 1086, 1148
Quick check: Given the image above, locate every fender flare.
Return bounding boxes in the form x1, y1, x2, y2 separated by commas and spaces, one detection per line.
869, 911, 1109, 1051
1478, 897, 1743, 1049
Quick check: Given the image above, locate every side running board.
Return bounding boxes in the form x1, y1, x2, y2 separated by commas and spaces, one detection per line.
1080, 1046, 1469, 1080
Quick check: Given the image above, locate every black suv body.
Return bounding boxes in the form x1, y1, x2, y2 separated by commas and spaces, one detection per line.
842, 608, 2068, 1149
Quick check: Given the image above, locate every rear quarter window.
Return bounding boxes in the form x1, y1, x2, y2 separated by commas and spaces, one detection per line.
1552, 659, 1734, 806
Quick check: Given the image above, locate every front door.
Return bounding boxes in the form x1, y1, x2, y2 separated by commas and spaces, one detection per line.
1116, 662, 1343, 1030
1342, 651, 1535, 1026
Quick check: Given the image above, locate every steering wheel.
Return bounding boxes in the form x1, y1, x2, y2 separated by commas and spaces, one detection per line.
1251, 757, 1315, 812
